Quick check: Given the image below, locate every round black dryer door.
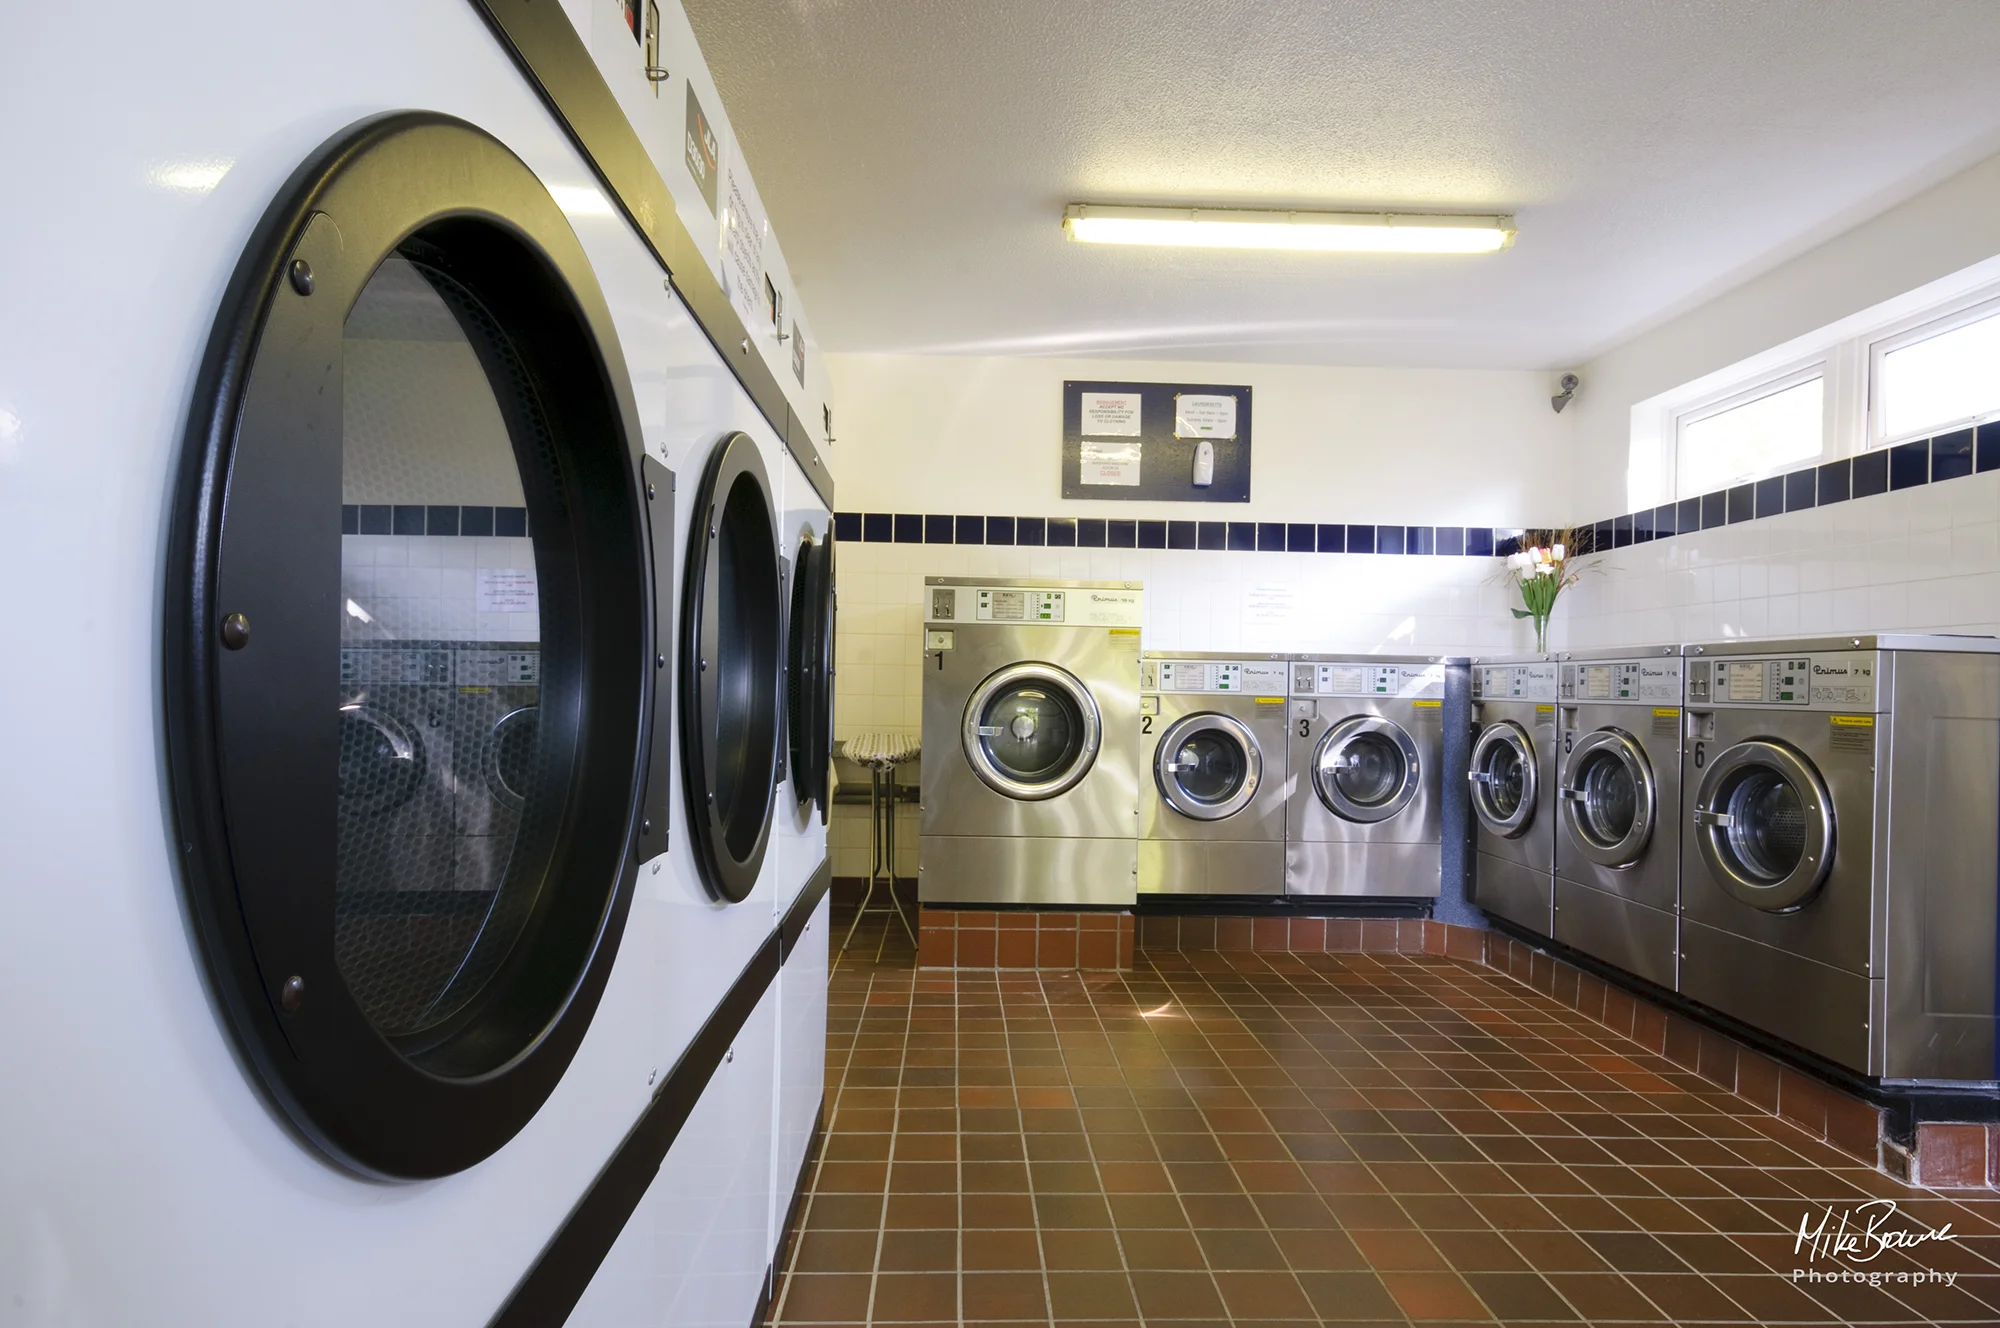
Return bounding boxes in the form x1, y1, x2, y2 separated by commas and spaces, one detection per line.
1692, 739, 1834, 910
1558, 729, 1655, 868
164, 114, 660, 1180
962, 662, 1102, 800
1468, 720, 1537, 837
1155, 713, 1262, 821
787, 527, 835, 821
681, 432, 784, 902
1312, 716, 1421, 823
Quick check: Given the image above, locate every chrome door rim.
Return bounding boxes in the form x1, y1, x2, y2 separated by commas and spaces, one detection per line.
1559, 728, 1654, 867
1312, 715, 1420, 824
961, 661, 1102, 800
1693, 738, 1834, 911
1155, 711, 1262, 821
1468, 720, 1537, 838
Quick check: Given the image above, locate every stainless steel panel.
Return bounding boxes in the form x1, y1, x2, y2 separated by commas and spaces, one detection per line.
1285, 839, 1440, 898
918, 835, 1137, 906
1285, 697, 1444, 848
1682, 917, 1877, 1073
1469, 698, 1557, 875
1881, 649, 2000, 1081
1555, 700, 1682, 916
1140, 838, 1285, 897
1139, 693, 1289, 844
1554, 877, 1678, 989
920, 617, 1140, 842
1472, 852, 1553, 936
1677, 703, 1877, 975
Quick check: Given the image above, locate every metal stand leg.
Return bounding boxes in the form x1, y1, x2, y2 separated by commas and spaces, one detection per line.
840, 762, 917, 960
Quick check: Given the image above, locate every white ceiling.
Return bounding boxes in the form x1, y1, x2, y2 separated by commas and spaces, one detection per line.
682, 0, 2000, 368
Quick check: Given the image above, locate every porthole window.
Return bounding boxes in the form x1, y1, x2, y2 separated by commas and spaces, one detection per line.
165, 114, 666, 1179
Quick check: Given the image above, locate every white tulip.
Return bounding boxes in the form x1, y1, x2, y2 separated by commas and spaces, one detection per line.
1538, 563, 1555, 575
1508, 551, 1527, 569
1552, 543, 1566, 560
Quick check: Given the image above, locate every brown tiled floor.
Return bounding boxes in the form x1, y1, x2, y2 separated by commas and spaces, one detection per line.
783, 907, 2000, 1325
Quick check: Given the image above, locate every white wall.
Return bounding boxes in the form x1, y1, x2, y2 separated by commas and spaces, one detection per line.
1569, 152, 2000, 519
826, 353, 1572, 523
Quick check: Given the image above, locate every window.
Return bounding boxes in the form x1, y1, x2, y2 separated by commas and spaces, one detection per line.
1675, 371, 1825, 497
1872, 297, 2000, 444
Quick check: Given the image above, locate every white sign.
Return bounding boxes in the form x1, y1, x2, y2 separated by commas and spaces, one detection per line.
1079, 391, 1142, 437
1246, 584, 1295, 625
718, 166, 767, 334
1174, 393, 1237, 440
1079, 440, 1142, 486
478, 568, 538, 614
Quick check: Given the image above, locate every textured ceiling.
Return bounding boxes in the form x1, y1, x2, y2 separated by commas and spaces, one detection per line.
682, 0, 2000, 368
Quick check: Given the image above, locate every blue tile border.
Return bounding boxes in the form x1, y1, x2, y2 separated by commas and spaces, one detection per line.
828, 426, 1995, 565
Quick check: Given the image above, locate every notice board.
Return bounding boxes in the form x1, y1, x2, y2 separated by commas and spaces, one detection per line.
1061, 380, 1252, 503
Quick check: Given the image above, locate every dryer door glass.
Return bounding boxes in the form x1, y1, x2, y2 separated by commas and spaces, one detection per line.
962, 662, 1102, 800
1312, 717, 1420, 824
1692, 739, 1834, 910
1156, 712, 1262, 821
1558, 730, 1655, 868
1469, 721, 1536, 837
337, 256, 557, 1041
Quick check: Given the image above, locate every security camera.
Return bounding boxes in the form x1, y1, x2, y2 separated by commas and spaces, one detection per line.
1551, 372, 1580, 414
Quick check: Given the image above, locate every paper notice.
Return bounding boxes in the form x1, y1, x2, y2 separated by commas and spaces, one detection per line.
1079, 440, 1142, 486
1246, 584, 1294, 625
1079, 391, 1142, 436
1174, 393, 1237, 440
478, 568, 538, 614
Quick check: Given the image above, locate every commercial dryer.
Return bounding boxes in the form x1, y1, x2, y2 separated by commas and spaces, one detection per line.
1680, 635, 2000, 1080
1553, 647, 1684, 988
920, 579, 1143, 906
1468, 654, 1559, 935
1285, 655, 1446, 898
1138, 652, 1290, 897
0, 4, 810, 1324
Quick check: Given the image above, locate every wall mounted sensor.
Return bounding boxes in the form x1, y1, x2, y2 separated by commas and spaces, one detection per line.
1551, 372, 1580, 414
1191, 439, 1214, 487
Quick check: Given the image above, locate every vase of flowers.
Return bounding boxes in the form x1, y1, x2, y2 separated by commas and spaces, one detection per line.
1503, 528, 1587, 652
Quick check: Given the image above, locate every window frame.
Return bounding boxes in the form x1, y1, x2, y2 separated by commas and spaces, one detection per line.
1867, 290, 2000, 449
1671, 360, 1830, 499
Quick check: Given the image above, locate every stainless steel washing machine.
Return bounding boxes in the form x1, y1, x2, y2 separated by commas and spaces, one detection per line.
1285, 655, 1445, 898
920, 579, 1143, 906
1138, 652, 1290, 897
1554, 647, 1684, 988
1469, 654, 1558, 935
1680, 634, 2000, 1080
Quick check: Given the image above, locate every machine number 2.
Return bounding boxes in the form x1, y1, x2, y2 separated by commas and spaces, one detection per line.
1141, 715, 1153, 734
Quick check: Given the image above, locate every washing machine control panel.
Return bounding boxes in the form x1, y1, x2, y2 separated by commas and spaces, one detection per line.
1473, 663, 1556, 701
1143, 659, 1289, 693
1291, 662, 1443, 699
1558, 657, 1680, 704
1684, 653, 1876, 710
925, 582, 1144, 627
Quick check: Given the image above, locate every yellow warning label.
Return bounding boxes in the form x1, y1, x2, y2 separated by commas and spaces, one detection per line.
1109, 628, 1140, 637
1831, 714, 1875, 727
1254, 696, 1286, 706
1653, 707, 1680, 717
1413, 699, 1443, 708
1535, 704, 1555, 714
459, 686, 492, 694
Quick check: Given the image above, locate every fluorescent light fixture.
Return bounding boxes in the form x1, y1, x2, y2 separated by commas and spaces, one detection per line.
1062, 204, 1515, 254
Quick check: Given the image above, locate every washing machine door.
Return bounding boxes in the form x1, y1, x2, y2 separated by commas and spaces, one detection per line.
1692, 739, 1834, 911
1156, 712, 1263, 821
787, 527, 835, 821
682, 431, 784, 902
164, 114, 669, 1180
962, 662, 1102, 800
1468, 720, 1537, 838
1559, 729, 1655, 867
1312, 716, 1421, 824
